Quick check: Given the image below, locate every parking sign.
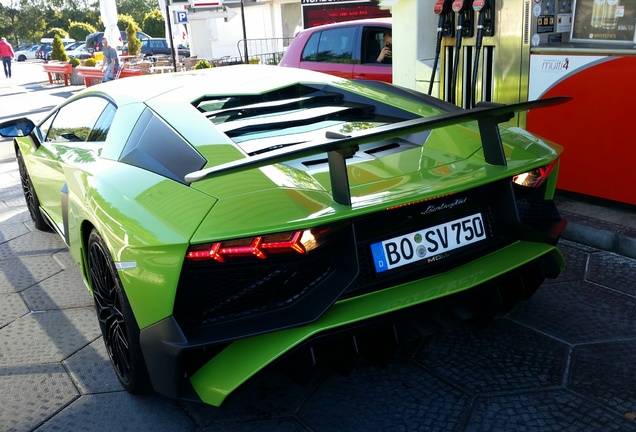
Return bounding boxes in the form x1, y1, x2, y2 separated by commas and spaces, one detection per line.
176, 10, 189, 23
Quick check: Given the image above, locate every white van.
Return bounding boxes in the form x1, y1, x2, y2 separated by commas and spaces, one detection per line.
40, 37, 76, 44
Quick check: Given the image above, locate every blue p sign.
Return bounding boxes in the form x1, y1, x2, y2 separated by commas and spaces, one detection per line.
176, 11, 188, 23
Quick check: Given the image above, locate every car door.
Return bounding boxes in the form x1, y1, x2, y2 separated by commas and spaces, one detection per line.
352, 26, 393, 83
28, 96, 115, 233
150, 39, 171, 56
298, 26, 358, 79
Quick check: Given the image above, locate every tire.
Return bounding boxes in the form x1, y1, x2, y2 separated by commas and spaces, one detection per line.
87, 229, 151, 394
18, 55, 26, 62
16, 149, 50, 231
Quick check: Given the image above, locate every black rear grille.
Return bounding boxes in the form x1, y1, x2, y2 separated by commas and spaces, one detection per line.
174, 226, 359, 341
515, 182, 553, 223
175, 252, 335, 330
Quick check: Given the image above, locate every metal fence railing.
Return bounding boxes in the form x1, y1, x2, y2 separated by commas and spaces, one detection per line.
236, 37, 295, 65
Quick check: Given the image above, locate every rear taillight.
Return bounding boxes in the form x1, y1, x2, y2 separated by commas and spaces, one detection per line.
186, 227, 330, 262
513, 159, 558, 188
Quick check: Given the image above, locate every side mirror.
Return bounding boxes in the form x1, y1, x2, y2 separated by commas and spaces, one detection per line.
0, 118, 36, 138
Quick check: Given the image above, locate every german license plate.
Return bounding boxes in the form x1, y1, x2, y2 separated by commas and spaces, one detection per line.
370, 213, 487, 273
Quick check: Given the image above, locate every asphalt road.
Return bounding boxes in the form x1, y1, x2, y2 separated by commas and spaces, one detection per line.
1, 62, 635, 432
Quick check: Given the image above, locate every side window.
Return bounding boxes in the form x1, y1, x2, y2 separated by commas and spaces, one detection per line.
88, 103, 116, 142
363, 29, 385, 64
301, 32, 321, 62
316, 27, 356, 63
120, 108, 206, 184
44, 97, 114, 143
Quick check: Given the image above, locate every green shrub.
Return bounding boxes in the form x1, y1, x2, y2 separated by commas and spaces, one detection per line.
69, 57, 81, 67
194, 60, 212, 69
68, 22, 97, 42
117, 14, 139, 34
84, 58, 97, 67
45, 28, 69, 39
50, 35, 69, 62
126, 23, 141, 55
142, 10, 165, 37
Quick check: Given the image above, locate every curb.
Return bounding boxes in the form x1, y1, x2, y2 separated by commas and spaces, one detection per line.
560, 210, 636, 259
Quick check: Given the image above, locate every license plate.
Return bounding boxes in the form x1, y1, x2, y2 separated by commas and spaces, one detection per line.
370, 213, 487, 273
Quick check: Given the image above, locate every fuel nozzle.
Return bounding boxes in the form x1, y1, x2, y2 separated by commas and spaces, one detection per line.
472, 0, 486, 12
474, 0, 495, 36
429, 0, 455, 95
470, 0, 494, 107
452, 0, 474, 38
449, 0, 473, 104
434, 0, 455, 37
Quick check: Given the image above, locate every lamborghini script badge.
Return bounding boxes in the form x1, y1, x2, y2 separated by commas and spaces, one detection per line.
421, 197, 468, 215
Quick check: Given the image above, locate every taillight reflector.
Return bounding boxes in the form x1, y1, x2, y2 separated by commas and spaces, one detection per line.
187, 230, 308, 262
513, 159, 558, 188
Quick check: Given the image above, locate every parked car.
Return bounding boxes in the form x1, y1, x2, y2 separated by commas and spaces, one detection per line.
0, 65, 568, 407
64, 41, 84, 52
122, 38, 190, 58
280, 18, 392, 83
14, 44, 40, 61
65, 43, 93, 60
36, 38, 78, 60
85, 30, 150, 52
36, 43, 52, 60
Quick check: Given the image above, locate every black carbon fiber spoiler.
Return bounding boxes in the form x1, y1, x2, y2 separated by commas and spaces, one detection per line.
185, 97, 570, 205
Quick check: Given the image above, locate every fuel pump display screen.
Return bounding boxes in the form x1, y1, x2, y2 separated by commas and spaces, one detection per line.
302, 3, 391, 28
571, 0, 636, 43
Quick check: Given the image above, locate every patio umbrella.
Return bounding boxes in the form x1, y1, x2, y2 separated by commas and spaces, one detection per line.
100, 0, 121, 48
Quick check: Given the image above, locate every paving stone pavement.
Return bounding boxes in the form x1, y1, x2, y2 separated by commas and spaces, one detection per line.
0, 63, 635, 431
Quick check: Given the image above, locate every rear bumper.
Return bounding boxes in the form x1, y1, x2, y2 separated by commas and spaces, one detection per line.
139, 239, 564, 405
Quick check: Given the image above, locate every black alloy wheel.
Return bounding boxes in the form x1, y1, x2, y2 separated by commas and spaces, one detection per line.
16, 149, 49, 231
87, 229, 150, 394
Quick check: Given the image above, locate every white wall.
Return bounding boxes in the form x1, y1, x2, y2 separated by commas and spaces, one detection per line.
386, 0, 439, 95
188, 2, 276, 60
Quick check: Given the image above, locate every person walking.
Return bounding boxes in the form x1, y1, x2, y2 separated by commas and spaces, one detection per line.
0, 37, 15, 78
100, 37, 119, 82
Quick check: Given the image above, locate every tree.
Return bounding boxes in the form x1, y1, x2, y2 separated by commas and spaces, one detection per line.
117, 14, 139, 34
126, 22, 141, 55
13, 4, 48, 44
0, 3, 20, 45
50, 34, 69, 61
0, 0, 160, 45
45, 27, 69, 39
68, 22, 97, 42
118, 0, 158, 30
142, 10, 165, 38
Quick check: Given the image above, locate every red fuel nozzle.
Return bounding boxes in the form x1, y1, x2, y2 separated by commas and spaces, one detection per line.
473, 0, 486, 11
434, 0, 447, 15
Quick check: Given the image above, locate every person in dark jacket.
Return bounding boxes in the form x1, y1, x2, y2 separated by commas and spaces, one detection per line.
374, 31, 392, 64
0, 37, 15, 78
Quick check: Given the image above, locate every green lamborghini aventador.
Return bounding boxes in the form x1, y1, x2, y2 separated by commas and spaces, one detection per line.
0, 65, 568, 406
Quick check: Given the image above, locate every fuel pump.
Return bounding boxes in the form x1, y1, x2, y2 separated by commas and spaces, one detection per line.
428, 0, 454, 95
470, 0, 495, 107
449, 0, 473, 105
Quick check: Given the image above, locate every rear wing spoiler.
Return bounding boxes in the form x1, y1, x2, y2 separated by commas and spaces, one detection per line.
185, 97, 570, 206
